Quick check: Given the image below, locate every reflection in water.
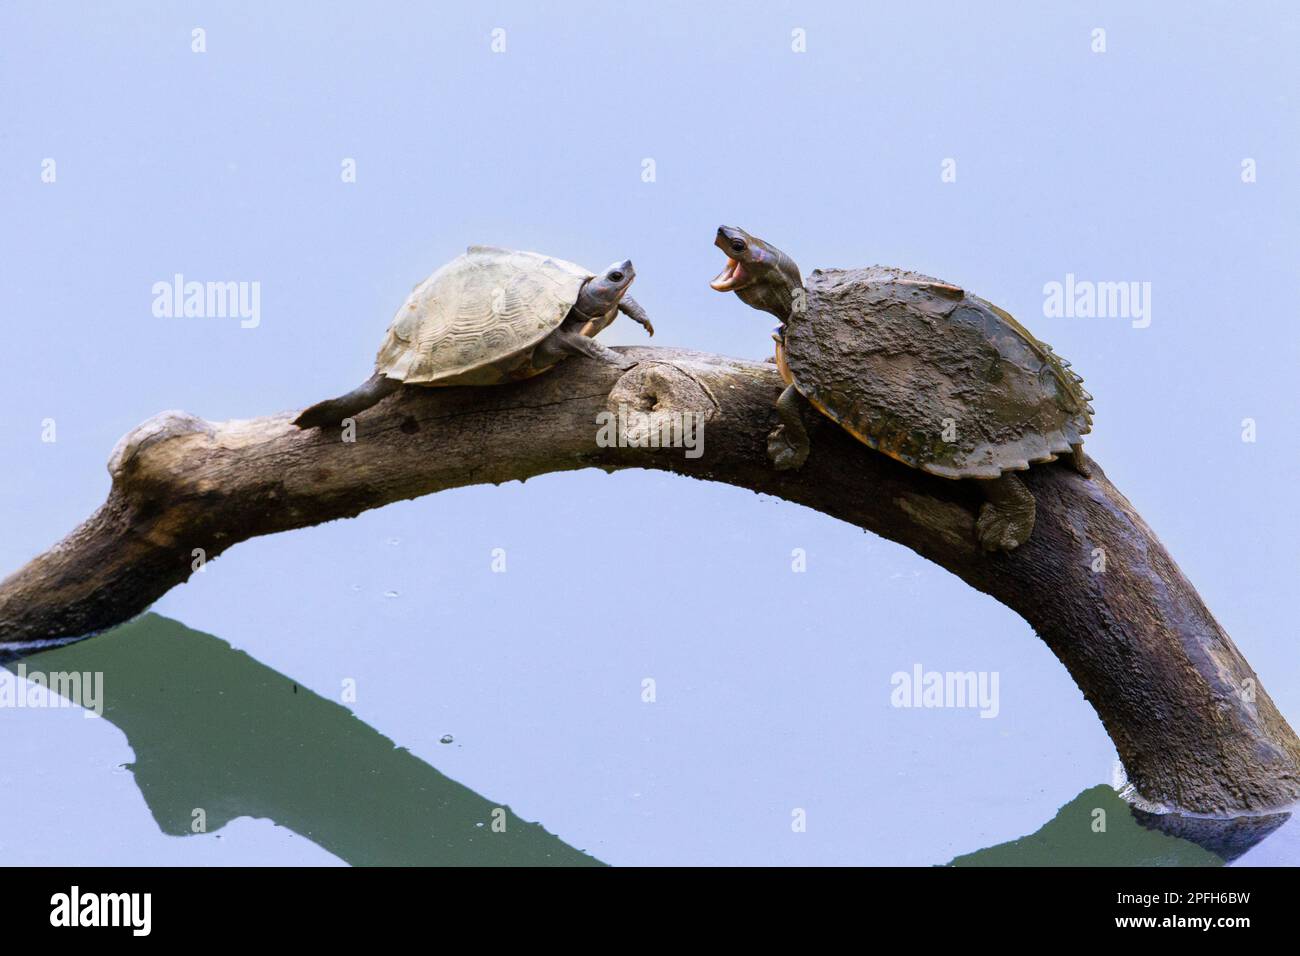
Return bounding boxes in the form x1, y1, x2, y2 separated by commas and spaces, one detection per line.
7, 614, 601, 866
950, 785, 1290, 866
9, 616, 1292, 867
1129, 805, 1291, 863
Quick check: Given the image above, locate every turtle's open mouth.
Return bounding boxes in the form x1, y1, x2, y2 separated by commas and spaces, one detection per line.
710, 257, 750, 292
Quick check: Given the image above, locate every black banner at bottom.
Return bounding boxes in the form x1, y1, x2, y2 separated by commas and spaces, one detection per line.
0, 864, 1285, 940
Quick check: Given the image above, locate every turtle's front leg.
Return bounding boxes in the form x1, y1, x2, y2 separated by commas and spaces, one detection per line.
974, 472, 1037, 551
768, 384, 810, 471
536, 327, 637, 370
618, 296, 654, 336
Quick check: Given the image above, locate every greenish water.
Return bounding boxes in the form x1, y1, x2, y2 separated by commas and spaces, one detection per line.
8, 615, 600, 867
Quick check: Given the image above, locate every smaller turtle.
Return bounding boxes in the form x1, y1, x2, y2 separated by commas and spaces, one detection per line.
709, 226, 1094, 551
294, 246, 652, 429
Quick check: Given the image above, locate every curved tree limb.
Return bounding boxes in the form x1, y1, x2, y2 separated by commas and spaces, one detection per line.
1, 346, 1297, 814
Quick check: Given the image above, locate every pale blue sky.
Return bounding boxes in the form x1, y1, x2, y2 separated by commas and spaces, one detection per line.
2, 1, 1298, 864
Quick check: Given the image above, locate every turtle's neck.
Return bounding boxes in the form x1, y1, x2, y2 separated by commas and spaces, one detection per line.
738, 282, 799, 329
571, 286, 616, 324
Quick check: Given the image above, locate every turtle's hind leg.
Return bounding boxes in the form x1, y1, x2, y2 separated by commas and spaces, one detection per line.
294, 373, 401, 430
768, 384, 810, 471
1069, 443, 1092, 478
975, 472, 1036, 551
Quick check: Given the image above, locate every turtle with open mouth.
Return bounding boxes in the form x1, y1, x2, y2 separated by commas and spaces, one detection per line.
710, 225, 1093, 551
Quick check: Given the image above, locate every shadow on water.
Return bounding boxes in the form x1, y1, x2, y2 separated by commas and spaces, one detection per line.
950, 785, 1290, 866
6, 613, 602, 867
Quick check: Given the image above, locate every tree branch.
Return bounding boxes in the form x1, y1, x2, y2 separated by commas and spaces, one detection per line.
2, 346, 1296, 814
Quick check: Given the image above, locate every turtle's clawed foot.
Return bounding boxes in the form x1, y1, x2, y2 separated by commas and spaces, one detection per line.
767, 425, 810, 471
975, 473, 1037, 551
1070, 443, 1092, 478
975, 502, 1033, 551
618, 295, 654, 337
768, 384, 811, 471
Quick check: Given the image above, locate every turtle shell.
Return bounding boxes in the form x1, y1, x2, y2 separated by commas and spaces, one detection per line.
781, 265, 1093, 479
374, 246, 593, 386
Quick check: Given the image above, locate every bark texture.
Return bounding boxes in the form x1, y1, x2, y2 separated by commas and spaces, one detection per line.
1, 346, 1296, 814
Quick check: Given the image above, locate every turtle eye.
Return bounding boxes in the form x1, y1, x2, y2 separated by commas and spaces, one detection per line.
608, 271, 624, 283
730, 239, 746, 253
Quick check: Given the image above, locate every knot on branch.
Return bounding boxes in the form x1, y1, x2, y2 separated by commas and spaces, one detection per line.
606, 359, 719, 418
601, 361, 719, 455
107, 411, 215, 485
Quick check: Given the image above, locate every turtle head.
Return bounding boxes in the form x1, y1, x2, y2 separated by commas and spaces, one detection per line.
575, 260, 635, 319
710, 226, 803, 322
